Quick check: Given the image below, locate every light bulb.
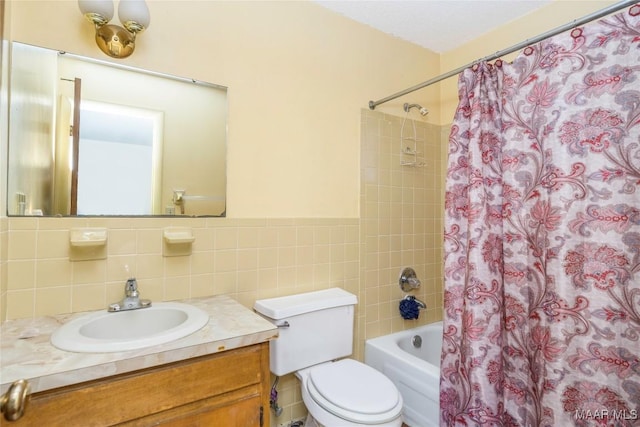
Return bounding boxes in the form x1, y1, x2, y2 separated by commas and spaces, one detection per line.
78, 0, 114, 23
118, 0, 150, 32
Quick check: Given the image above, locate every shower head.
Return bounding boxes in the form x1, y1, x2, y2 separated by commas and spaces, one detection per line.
403, 103, 429, 116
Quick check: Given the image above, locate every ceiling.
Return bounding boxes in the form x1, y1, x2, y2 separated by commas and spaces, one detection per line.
313, 0, 554, 53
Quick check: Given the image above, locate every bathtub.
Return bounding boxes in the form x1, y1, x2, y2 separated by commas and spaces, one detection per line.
364, 321, 442, 427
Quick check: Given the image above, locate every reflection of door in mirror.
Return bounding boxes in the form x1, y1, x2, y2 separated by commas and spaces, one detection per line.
76, 101, 163, 215
54, 76, 82, 215
53, 94, 74, 215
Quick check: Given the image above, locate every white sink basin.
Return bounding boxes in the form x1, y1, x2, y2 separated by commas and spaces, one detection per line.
51, 302, 209, 353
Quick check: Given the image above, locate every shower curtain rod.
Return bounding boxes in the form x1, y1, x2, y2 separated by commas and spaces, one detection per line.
368, 0, 638, 110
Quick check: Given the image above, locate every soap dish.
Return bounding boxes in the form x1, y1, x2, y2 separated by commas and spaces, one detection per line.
163, 227, 195, 244
70, 228, 108, 247
163, 227, 195, 256
69, 228, 108, 261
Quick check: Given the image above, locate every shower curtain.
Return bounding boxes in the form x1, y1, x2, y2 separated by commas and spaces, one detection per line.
441, 5, 640, 426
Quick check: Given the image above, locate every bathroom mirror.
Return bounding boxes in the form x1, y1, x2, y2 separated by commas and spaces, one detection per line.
7, 42, 227, 217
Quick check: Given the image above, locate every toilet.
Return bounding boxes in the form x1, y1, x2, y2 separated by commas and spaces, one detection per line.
254, 288, 403, 427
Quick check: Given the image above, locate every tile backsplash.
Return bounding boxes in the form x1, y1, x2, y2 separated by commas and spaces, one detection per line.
3, 217, 359, 320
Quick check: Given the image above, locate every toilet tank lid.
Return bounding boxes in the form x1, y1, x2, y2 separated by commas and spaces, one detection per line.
254, 288, 357, 319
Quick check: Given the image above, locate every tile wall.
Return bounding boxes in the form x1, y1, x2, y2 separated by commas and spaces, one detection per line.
2, 216, 361, 425
358, 108, 445, 357
3, 217, 359, 320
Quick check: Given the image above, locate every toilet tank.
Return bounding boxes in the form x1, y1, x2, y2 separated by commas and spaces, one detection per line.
254, 288, 357, 376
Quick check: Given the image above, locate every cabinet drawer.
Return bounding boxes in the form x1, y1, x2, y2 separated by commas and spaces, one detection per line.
126, 389, 263, 426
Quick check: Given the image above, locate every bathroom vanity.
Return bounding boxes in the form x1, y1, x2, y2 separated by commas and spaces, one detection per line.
0, 295, 277, 425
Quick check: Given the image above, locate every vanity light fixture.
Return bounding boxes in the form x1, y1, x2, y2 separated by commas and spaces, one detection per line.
78, 0, 150, 59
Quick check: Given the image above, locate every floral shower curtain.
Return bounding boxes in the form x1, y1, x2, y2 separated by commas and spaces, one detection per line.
441, 5, 640, 426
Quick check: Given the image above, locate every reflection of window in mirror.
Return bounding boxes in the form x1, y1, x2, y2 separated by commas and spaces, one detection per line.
75, 101, 164, 215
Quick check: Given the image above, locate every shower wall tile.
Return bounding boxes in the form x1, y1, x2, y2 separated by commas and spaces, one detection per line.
359, 108, 445, 352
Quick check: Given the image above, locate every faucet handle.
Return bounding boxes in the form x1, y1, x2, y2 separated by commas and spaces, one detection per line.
108, 278, 151, 312
125, 278, 138, 297
399, 267, 421, 292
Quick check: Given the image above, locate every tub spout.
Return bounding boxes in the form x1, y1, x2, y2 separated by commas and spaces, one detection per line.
403, 295, 426, 309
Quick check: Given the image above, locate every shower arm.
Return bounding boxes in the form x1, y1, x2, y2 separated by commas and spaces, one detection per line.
403, 103, 428, 116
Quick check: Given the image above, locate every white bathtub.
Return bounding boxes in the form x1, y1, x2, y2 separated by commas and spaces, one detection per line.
364, 321, 442, 427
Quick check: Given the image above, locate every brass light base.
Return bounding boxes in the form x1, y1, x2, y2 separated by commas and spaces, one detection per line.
94, 23, 137, 59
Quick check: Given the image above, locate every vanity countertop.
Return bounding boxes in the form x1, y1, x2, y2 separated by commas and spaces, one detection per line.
1, 295, 278, 394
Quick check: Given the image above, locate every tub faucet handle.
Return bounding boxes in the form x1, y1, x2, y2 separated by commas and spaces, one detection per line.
399, 267, 421, 292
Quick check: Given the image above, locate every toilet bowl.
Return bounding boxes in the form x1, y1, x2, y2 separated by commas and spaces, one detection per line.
253, 288, 404, 427
296, 359, 403, 427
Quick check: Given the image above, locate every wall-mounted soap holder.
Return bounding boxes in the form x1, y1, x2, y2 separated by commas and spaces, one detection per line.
69, 228, 108, 261
399, 267, 421, 292
163, 227, 195, 256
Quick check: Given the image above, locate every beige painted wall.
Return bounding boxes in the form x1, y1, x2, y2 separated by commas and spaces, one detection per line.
1, 0, 442, 324
7, 0, 440, 218
1, 2, 442, 422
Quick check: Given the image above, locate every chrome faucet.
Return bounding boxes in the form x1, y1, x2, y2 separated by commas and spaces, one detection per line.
403, 294, 427, 309
399, 267, 421, 292
108, 278, 151, 312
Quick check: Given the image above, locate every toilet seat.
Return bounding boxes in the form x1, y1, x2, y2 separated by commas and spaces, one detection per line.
304, 359, 403, 424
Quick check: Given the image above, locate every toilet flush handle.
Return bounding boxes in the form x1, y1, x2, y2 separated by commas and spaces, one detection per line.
275, 321, 290, 328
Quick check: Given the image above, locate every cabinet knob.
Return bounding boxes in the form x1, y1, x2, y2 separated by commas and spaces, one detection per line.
1, 379, 30, 421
